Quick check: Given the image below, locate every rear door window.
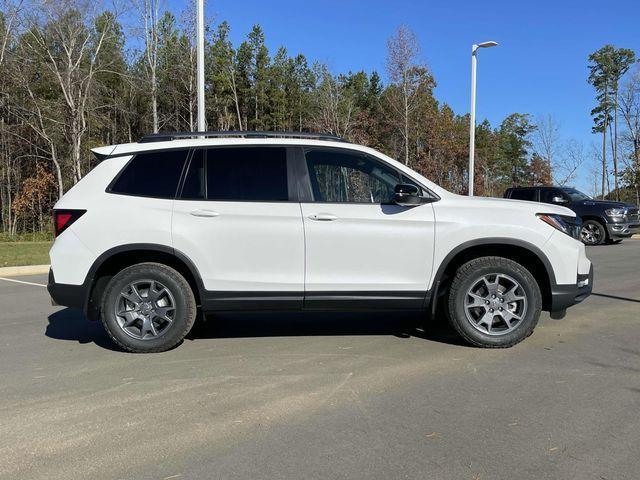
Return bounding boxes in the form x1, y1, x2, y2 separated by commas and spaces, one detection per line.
207, 147, 288, 201
110, 149, 189, 198
180, 149, 205, 200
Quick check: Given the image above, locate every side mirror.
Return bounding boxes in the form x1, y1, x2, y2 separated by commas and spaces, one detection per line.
552, 196, 568, 204
393, 184, 422, 207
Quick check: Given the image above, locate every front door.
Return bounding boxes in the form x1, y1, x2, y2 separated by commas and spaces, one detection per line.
172, 146, 304, 309
298, 147, 435, 309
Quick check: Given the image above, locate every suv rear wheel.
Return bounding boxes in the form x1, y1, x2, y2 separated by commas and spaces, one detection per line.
446, 256, 542, 348
101, 262, 197, 353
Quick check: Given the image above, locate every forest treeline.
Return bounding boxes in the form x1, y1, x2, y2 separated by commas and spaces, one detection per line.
0, 0, 638, 235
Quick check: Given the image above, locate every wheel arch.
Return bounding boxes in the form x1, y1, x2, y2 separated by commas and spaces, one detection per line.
83, 244, 204, 320
428, 238, 556, 314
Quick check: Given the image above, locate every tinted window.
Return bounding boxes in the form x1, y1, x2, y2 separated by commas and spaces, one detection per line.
180, 149, 205, 199
561, 188, 591, 202
206, 147, 288, 201
509, 189, 537, 201
305, 149, 401, 203
110, 149, 188, 198
540, 188, 566, 204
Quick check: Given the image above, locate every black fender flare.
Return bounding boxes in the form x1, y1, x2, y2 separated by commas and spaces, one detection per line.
426, 237, 557, 315
82, 243, 206, 315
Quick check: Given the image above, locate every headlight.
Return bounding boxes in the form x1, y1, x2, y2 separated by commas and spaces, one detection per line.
605, 208, 625, 218
537, 213, 581, 240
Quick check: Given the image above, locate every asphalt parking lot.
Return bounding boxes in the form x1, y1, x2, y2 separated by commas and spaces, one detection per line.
1, 242, 639, 480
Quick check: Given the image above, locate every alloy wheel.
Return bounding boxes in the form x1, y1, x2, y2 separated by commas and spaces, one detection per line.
114, 280, 176, 340
464, 273, 528, 336
580, 223, 602, 245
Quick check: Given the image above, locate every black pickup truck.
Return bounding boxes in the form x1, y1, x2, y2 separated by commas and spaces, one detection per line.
504, 186, 640, 245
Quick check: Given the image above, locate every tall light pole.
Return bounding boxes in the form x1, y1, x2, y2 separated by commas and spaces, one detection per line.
196, 0, 205, 132
468, 40, 498, 196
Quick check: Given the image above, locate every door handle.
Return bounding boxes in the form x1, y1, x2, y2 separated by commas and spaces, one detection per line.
190, 209, 220, 218
308, 213, 338, 221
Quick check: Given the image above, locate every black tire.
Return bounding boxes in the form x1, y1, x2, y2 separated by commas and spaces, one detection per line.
101, 262, 197, 353
446, 256, 542, 348
580, 220, 606, 246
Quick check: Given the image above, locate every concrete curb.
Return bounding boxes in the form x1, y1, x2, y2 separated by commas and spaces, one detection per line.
0, 264, 50, 278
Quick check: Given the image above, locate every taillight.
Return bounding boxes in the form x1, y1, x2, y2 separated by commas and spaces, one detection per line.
53, 209, 86, 237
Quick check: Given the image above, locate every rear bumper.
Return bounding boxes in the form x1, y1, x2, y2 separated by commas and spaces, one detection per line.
47, 269, 86, 310
550, 264, 593, 312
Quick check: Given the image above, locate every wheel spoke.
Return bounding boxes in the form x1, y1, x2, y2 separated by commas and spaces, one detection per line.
480, 311, 494, 332
121, 285, 143, 305
482, 276, 499, 295
118, 310, 138, 327
467, 293, 487, 308
154, 306, 174, 318
148, 281, 168, 303
503, 285, 524, 303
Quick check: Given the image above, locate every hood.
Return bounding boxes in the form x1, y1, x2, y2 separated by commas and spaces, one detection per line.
580, 199, 636, 209
451, 194, 576, 216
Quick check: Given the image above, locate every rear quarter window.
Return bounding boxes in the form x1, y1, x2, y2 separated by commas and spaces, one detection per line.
109, 149, 189, 198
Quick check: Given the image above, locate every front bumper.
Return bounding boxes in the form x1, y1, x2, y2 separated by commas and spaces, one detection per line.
47, 269, 86, 310
606, 222, 640, 239
550, 264, 594, 312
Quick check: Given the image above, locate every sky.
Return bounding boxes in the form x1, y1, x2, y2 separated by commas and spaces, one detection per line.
170, 0, 639, 192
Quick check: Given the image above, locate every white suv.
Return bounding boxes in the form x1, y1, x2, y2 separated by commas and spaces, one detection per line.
48, 132, 593, 352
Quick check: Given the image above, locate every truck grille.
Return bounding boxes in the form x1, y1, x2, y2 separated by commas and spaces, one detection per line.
626, 208, 639, 224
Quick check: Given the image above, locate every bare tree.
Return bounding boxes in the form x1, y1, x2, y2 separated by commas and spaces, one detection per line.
0, 0, 23, 233
21, 0, 118, 183
311, 67, 355, 138
386, 25, 433, 165
619, 69, 640, 205
533, 114, 560, 181
556, 140, 585, 186
0, 0, 22, 66
138, 0, 161, 132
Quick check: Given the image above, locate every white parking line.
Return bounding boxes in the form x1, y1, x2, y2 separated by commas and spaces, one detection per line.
0, 277, 47, 287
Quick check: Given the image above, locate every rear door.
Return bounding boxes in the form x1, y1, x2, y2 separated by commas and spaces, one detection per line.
172, 146, 304, 309
297, 147, 435, 309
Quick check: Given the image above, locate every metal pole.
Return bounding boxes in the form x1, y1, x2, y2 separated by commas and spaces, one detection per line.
468, 45, 477, 196
196, 0, 205, 132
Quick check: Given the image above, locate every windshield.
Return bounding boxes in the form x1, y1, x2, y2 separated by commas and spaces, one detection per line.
562, 188, 591, 202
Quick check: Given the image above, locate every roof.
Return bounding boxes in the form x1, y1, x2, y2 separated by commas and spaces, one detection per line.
138, 131, 346, 143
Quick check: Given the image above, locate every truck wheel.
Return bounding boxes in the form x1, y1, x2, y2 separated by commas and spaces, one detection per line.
580, 220, 606, 245
447, 256, 542, 348
101, 262, 197, 353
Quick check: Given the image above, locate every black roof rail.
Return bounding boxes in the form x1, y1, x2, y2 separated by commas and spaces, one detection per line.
138, 131, 346, 143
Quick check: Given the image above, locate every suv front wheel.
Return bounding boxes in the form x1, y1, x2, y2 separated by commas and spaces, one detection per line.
446, 256, 542, 348
101, 263, 197, 353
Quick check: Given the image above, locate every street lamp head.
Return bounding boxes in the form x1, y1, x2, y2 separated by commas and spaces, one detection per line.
477, 41, 498, 48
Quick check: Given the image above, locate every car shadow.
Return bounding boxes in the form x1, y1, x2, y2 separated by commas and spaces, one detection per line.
46, 308, 467, 351
189, 310, 467, 346
46, 308, 121, 351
